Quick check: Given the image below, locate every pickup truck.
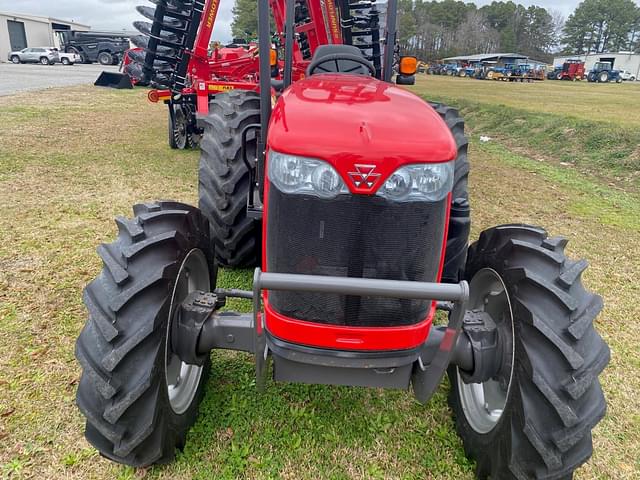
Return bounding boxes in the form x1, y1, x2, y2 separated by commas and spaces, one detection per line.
55, 50, 82, 65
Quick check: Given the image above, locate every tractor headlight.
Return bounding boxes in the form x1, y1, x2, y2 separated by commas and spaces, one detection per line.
377, 162, 454, 202
268, 151, 348, 199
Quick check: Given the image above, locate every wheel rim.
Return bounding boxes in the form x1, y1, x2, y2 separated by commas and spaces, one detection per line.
457, 268, 515, 434
165, 249, 210, 414
173, 106, 188, 150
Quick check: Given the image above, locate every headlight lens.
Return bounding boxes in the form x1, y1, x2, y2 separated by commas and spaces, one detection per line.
268, 151, 348, 199
377, 162, 454, 202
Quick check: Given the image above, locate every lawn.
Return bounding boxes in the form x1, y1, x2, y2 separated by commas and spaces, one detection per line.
412, 75, 640, 193
0, 81, 638, 479
413, 74, 640, 128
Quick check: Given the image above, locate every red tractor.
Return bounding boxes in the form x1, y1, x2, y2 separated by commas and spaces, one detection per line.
75, 0, 610, 478
554, 60, 586, 81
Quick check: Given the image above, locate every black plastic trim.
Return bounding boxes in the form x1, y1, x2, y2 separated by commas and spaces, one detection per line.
266, 331, 420, 368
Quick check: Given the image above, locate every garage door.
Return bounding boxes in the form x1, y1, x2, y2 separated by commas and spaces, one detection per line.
7, 20, 27, 51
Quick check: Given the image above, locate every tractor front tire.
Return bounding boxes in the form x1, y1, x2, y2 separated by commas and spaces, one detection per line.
199, 91, 261, 267
75, 201, 215, 467
449, 224, 609, 479
429, 103, 470, 283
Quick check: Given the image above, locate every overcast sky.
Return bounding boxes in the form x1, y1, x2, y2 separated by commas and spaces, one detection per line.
0, 0, 632, 43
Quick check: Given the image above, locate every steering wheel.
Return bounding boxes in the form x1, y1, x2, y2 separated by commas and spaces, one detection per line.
307, 53, 376, 77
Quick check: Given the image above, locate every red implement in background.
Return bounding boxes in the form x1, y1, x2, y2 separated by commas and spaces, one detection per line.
127, 0, 382, 148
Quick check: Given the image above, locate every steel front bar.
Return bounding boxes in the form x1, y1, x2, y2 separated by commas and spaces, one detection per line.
254, 271, 468, 301
252, 269, 470, 401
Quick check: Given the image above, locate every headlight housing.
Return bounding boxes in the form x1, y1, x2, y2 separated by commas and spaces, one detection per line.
377, 162, 454, 202
268, 151, 349, 199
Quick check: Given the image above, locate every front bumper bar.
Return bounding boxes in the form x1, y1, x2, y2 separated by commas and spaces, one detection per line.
187, 270, 471, 403
252, 270, 470, 403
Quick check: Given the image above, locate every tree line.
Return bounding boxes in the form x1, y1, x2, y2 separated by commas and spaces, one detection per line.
230, 0, 640, 62
563, 0, 640, 55
398, 0, 560, 62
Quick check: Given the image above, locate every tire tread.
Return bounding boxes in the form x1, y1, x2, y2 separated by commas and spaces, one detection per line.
75, 201, 212, 467
449, 224, 609, 479
198, 91, 261, 267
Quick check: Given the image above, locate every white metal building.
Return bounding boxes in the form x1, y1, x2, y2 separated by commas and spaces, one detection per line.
553, 52, 640, 78
0, 11, 90, 62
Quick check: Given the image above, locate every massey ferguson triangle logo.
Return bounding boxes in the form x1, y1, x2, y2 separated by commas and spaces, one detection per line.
348, 164, 381, 189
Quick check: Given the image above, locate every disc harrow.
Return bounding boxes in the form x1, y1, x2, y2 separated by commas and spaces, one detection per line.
130, 0, 204, 90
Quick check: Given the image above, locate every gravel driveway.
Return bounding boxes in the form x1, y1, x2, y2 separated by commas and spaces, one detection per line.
0, 63, 121, 96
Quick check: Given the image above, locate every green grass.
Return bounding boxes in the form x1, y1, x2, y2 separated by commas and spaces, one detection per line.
412, 76, 640, 192
412, 74, 640, 127
0, 82, 638, 479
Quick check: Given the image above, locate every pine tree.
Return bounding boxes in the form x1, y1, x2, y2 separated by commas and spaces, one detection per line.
231, 0, 259, 41
562, 0, 640, 54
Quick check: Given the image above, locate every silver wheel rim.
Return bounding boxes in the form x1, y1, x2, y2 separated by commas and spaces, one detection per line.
165, 249, 210, 414
173, 106, 188, 149
457, 268, 515, 434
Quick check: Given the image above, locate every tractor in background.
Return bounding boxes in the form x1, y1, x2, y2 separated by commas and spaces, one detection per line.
442, 63, 460, 76
550, 60, 585, 81
587, 62, 623, 83
427, 63, 444, 74
74, 0, 610, 478
502, 64, 544, 82
457, 64, 476, 78
485, 66, 507, 80
547, 65, 562, 80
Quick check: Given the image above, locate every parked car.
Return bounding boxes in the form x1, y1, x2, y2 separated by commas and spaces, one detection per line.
53, 49, 82, 65
620, 70, 637, 81
8, 47, 58, 65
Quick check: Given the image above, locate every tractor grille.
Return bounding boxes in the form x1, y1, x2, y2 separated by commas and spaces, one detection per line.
266, 186, 447, 327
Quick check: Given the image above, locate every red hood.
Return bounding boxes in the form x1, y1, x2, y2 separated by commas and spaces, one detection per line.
267, 74, 457, 194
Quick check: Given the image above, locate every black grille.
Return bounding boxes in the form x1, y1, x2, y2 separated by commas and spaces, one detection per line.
266, 186, 448, 327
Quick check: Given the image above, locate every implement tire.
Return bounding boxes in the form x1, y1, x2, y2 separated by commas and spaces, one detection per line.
198, 91, 261, 267
429, 103, 470, 283
75, 201, 215, 467
449, 224, 609, 479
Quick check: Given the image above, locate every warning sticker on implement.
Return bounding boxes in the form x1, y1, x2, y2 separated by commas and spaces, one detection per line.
208, 85, 235, 91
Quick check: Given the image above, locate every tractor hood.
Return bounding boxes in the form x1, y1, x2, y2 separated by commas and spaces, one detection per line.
267, 74, 457, 187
